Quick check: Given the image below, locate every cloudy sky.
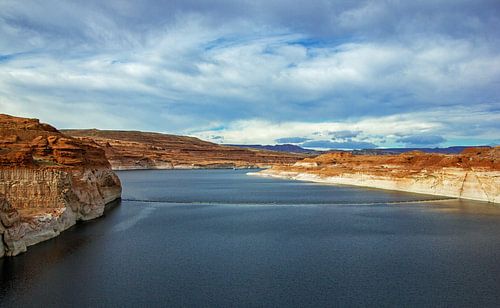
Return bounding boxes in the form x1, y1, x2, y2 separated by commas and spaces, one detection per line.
1, 0, 499, 149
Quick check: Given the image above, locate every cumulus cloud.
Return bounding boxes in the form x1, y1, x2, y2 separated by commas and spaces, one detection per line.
397, 134, 446, 147
191, 113, 435, 145
191, 104, 500, 147
0, 0, 499, 146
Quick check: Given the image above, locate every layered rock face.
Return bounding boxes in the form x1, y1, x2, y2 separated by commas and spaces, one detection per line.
64, 129, 308, 170
254, 148, 500, 203
0, 114, 121, 257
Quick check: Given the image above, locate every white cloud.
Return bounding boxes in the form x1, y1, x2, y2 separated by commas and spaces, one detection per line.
0, 1, 498, 146
191, 105, 499, 147
190, 113, 441, 145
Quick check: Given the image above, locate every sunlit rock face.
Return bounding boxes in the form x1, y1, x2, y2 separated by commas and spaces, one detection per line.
63, 129, 308, 170
255, 148, 500, 203
0, 114, 121, 257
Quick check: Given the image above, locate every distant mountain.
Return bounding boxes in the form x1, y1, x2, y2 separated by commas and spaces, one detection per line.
351, 146, 491, 155
229, 144, 491, 155
229, 144, 319, 154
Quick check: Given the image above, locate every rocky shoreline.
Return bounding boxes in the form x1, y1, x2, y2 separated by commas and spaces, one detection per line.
251, 148, 500, 203
2, 112, 498, 258
0, 114, 121, 257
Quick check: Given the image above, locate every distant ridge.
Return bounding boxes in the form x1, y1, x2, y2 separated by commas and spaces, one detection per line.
229, 144, 318, 154
351, 146, 492, 155
229, 144, 491, 155
63, 129, 309, 170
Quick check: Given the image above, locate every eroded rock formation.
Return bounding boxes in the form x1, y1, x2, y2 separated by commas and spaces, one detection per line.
64, 129, 308, 170
0, 114, 121, 257
254, 148, 500, 203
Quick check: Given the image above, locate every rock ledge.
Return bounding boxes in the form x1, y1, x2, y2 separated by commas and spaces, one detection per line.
0, 114, 121, 257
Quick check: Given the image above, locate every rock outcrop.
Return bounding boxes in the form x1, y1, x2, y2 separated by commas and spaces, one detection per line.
253, 148, 500, 203
63, 129, 308, 170
0, 114, 121, 257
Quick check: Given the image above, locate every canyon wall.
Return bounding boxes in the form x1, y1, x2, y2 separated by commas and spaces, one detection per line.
64, 129, 308, 170
0, 114, 121, 257
254, 148, 500, 203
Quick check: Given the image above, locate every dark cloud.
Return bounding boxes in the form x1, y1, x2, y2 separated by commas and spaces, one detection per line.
209, 135, 224, 141
397, 134, 446, 147
3, 1, 500, 51
328, 130, 361, 139
275, 137, 311, 144
302, 140, 376, 149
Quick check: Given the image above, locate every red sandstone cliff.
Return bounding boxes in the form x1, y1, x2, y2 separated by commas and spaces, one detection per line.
63, 129, 308, 170
254, 148, 500, 203
0, 114, 121, 257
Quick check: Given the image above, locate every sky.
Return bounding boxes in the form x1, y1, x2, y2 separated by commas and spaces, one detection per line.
0, 0, 499, 149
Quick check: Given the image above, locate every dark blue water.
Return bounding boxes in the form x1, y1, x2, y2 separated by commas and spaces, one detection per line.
1, 169, 500, 307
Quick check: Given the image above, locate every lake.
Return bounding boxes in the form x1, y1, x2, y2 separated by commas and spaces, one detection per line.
1, 169, 500, 307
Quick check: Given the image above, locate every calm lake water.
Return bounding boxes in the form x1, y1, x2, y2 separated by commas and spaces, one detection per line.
1, 169, 500, 307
